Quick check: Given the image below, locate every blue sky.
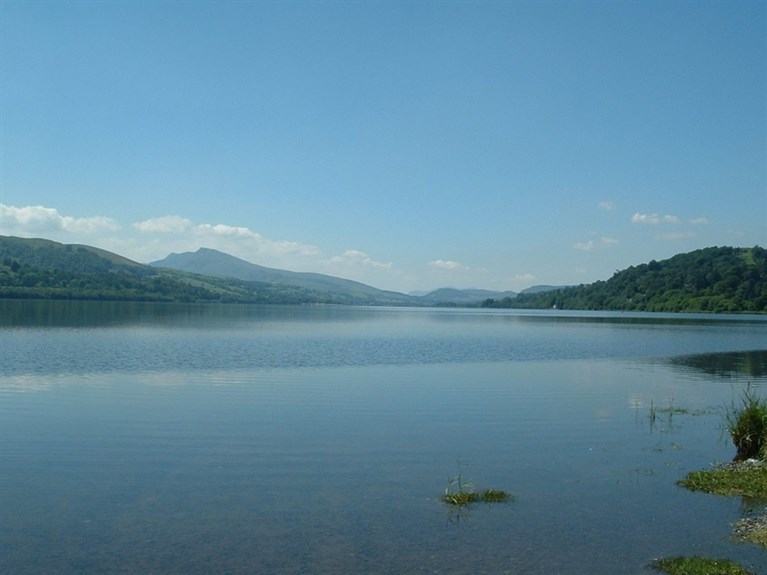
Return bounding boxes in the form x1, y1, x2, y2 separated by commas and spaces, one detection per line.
1, 1, 765, 293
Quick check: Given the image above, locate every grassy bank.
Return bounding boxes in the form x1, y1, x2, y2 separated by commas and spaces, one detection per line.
677, 461, 767, 501
653, 386, 767, 574
651, 556, 753, 575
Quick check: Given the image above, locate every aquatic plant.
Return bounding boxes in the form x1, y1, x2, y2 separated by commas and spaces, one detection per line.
479, 488, 512, 503
443, 489, 480, 506
651, 555, 753, 575
725, 383, 767, 461
677, 461, 767, 500
442, 461, 477, 506
648, 396, 690, 433
441, 462, 512, 506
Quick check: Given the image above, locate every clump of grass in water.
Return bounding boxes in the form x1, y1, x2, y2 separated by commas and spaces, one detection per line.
678, 385, 767, 500
441, 462, 512, 506
675, 383, 767, 557
442, 489, 512, 506
651, 556, 753, 575
443, 490, 480, 506
442, 461, 476, 506
677, 383, 767, 500
725, 383, 767, 461
480, 488, 512, 503
678, 462, 767, 500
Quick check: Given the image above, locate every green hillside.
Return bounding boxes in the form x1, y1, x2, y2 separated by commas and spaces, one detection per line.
0, 236, 405, 305
0, 235, 146, 272
150, 247, 415, 304
3, 237, 764, 312
494, 246, 766, 313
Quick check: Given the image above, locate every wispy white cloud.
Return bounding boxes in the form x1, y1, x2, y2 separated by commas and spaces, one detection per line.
428, 259, 468, 271
330, 250, 392, 270
573, 236, 618, 251
631, 212, 680, 225
133, 216, 193, 233
1, 204, 322, 265
1, 203, 421, 291
198, 223, 260, 239
132, 215, 321, 257
1, 204, 120, 234
629, 212, 708, 240
598, 201, 616, 211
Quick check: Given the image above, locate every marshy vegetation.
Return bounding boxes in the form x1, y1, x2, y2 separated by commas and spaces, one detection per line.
726, 384, 767, 462
653, 384, 767, 574
651, 556, 754, 575
676, 384, 767, 502
440, 384, 765, 573
648, 395, 692, 432
677, 462, 767, 500
441, 462, 512, 507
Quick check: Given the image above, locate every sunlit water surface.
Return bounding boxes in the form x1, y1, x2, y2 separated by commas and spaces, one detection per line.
1, 301, 766, 574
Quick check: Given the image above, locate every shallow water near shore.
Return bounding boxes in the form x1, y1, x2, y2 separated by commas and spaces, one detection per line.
1, 301, 766, 574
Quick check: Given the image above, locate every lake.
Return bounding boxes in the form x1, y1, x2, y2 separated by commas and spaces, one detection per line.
1, 300, 766, 574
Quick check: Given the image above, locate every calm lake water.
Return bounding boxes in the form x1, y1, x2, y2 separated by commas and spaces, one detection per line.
1, 300, 766, 574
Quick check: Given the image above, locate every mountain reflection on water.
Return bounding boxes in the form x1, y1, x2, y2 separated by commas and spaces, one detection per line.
670, 350, 767, 379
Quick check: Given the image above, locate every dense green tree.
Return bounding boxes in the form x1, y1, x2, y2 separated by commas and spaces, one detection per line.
483, 247, 766, 313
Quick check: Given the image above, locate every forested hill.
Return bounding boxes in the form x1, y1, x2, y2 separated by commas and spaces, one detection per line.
493, 246, 766, 313
2, 237, 765, 312
0, 236, 413, 305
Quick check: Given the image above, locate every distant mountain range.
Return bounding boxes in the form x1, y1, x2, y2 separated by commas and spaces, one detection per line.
413, 287, 518, 306
2, 236, 762, 312
0, 237, 533, 306
150, 248, 528, 306
150, 248, 415, 304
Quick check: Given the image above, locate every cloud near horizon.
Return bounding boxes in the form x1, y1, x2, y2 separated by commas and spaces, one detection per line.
428, 259, 468, 271
329, 250, 393, 270
631, 213, 681, 225
0, 204, 325, 265
132, 215, 193, 233
573, 236, 619, 251
133, 216, 321, 257
1, 204, 121, 234
0, 204, 419, 291
629, 211, 709, 241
